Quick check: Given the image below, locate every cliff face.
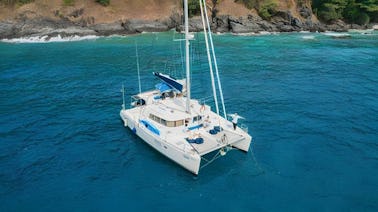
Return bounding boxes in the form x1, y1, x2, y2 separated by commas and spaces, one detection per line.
210, 0, 322, 33
0, 0, 182, 38
0, 0, 366, 39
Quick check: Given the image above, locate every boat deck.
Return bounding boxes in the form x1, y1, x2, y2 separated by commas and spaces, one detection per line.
189, 127, 246, 156
124, 93, 250, 157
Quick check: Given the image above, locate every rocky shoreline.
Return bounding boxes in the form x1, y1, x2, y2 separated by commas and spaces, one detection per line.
0, 11, 376, 40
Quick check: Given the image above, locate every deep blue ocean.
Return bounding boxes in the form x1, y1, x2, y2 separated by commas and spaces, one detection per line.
1, 31, 377, 211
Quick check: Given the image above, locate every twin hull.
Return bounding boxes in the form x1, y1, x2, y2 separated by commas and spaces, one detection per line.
120, 110, 201, 174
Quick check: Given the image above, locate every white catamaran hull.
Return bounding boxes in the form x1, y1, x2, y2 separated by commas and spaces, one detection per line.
118, 0, 253, 174
231, 136, 252, 152
120, 110, 201, 174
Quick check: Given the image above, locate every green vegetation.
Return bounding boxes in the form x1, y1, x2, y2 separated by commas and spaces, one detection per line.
95, 0, 110, 6
0, 0, 34, 5
258, 0, 278, 19
188, 0, 200, 17
234, 0, 278, 20
63, 0, 75, 6
313, 0, 378, 24
235, 0, 378, 24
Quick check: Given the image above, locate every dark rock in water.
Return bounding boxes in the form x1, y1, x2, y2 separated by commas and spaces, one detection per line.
123, 19, 170, 33
271, 11, 295, 32
278, 24, 295, 32
229, 16, 263, 33
349, 24, 366, 30
214, 15, 230, 33
0, 16, 98, 39
188, 17, 203, 32
325, 20, 349, 32
0, 21, 17, 39
91, 22, 126, 35
0, 4, 354, 39
176, 17, 203, 32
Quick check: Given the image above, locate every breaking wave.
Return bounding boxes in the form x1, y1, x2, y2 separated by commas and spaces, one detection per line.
1, 34, 99, 43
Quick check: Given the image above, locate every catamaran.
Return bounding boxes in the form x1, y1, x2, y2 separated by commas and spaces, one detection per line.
120, 0, 252, 175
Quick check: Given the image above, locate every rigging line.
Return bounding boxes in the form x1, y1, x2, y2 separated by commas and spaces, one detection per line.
203, 0, 227, 119
173, 31, 185, 78
249, 144, 265, 174
184, 0, 191, 114
179, 38, 184, 78
135, 41, 142, 94
122, 84, 125, 110
171, 32, 180, 77
199, 0, 220, 116
200, 150, 221, 169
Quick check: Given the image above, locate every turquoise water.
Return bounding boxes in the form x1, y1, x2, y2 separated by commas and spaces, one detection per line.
1, 31, 377, 211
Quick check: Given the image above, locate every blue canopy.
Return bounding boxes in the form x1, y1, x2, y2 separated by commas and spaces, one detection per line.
155, 82, 172, 93
153, 72, 183, 93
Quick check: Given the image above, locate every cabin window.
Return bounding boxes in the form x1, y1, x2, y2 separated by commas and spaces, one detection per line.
193, 115, 202, 122
150, 114, 164, 125
175, 120, 184, 127
161, 119, 166, 126
166, 121, 175, 127
149, 113, 184, 127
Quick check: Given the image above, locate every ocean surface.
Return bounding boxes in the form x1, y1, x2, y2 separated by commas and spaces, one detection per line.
1, 31, 377, 211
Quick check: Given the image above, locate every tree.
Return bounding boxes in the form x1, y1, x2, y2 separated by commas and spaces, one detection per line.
188, 0, 201, 17
317, 0, 347, 22
258, 0, 277, 20
313, 0, 378, 24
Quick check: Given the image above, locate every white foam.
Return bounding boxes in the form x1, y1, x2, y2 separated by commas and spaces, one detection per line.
323, 32, 351, 38
1, 34, 99, 43
302, 35, 315, 40
232, 31, 279, 36
348, 29, 374, 35
232, 32, 256, 36
259, 31, 272, 35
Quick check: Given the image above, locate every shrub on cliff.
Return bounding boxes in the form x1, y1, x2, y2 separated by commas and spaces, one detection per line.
234, 0, 277, 20
188, 0, 201, 17
96, 0, 109, 6
63, 0, 74, 6
0, 0, 33, 5
317, 2, 346, 22
313, 0, 378, 24
258, 0, 278, 20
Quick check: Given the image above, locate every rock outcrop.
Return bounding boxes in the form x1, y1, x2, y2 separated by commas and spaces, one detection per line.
0, 0, 374, 39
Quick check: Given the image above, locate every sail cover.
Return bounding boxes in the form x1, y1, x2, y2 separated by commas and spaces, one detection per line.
153, 72, 184, 93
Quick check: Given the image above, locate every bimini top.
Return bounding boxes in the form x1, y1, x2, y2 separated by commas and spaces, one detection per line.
153, 72, 184, 93
155, 82, 172, 93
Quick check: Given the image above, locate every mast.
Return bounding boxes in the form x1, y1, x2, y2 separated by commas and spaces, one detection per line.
184, 0, 191, 114
202, 0, 227, 119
